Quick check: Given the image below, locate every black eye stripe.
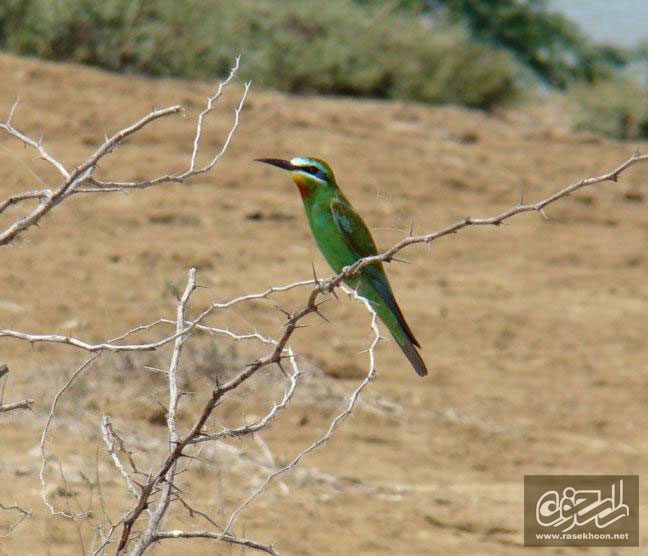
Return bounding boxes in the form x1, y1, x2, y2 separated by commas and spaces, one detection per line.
297, 164, 326, 178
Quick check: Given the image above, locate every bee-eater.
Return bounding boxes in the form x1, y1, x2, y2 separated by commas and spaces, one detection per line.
256, 157, 427, 377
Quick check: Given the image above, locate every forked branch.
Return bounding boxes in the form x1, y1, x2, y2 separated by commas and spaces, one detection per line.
0, 57, 249, 246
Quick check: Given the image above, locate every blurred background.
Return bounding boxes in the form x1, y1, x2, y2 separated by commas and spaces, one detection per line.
1, 0, 647, 137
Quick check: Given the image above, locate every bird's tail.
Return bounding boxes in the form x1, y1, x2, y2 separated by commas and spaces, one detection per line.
359, 280, 428, 377
397, 340, 428, 377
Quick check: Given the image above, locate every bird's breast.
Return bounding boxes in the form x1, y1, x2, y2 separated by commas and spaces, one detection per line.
306, 201, 355, 274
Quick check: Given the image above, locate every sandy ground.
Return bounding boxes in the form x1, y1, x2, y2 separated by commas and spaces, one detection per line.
0, 53, 647, 555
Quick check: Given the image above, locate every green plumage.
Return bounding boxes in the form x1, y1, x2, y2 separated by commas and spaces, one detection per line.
256, 156, 427, 377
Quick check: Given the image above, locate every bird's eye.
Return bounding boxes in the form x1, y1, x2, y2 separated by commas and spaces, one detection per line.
306, 165, 321, 176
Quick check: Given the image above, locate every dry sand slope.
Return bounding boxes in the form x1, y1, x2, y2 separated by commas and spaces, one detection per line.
0, 53, 647, 554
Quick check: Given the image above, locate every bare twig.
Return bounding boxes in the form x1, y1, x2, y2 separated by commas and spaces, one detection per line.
40, 354, 101, 517
0, 58, 249, 245
153, 530, 279, 556
0, 97, 70, 178
0, 502, 32, 537
0, 398, 34, 413
221, 287, 380, 537
0, 106, 181, 245
0, 328, 190, 352
0, 190, 50, 215
188, 56, 244, 173
87, 74, 251, 190
192, 345, 301, 444
129, 269, 196, 555
0, 279, 315, 353
101, 417, 141, 500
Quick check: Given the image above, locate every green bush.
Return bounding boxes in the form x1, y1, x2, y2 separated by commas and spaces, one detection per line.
0, 0, 517, 109
569, 79, 648, 140
1, 0, 214, 76
383, 0, 627, 89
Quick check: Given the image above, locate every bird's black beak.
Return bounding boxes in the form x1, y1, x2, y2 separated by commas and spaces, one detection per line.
255, 158, 296, 171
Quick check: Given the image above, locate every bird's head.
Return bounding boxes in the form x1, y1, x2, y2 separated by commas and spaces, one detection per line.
255, 156, 337, 198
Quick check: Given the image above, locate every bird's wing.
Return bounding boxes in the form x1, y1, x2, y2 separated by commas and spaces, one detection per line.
330, 197, 420, 348
329, 197, 379, 259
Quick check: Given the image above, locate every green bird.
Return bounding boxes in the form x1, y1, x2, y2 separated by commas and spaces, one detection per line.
256, 156, 427, 377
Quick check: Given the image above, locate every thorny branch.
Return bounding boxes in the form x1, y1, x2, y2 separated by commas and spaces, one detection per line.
0, 56, 249, 245
153, 530, 279, 555
101, 417, 141, 500
221, 288, 381, 538
321, 151, 648, 289
40, 354, 101, 518
0, 365, 33, 534
0, 398, 34, 413
127, 270, 196, 556
0, 362, 34, 413
0, 106, 177, 245
0, 58, 296, 554
0, 502, 32, 537
0, 59, 259, 549
0, 279, 313, 352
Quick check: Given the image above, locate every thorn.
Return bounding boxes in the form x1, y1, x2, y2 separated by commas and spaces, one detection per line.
313, 306, 330, 324
292, 324, 310, 330
168, 283, 181, 301
519, 189, 525, 206
176, 454, 199, 465
609, 173, 619, 182
130, 480, 146, 493
272, 303, 291, 318
275, 360, 289, 378
311, 262, 322, 289
538, 207, 549, 220
165, 480, 184, 493
387, 256, 410, 264
408, 219, 415, 237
